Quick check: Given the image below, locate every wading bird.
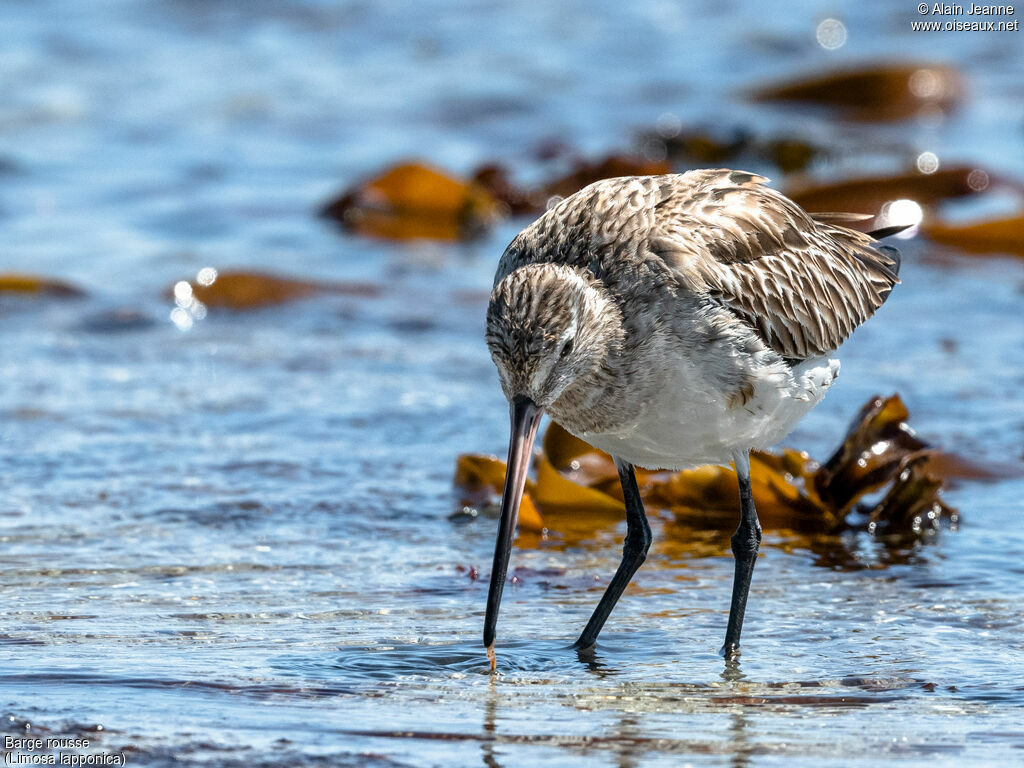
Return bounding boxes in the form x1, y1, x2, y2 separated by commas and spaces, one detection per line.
483, 169, 905, 669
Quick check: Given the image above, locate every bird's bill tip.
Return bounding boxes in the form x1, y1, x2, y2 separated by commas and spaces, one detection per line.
482, 395, 543, 669
486, 643, 496, 672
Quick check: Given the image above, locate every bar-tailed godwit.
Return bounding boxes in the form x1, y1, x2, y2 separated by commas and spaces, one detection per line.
483, 169, 905, 669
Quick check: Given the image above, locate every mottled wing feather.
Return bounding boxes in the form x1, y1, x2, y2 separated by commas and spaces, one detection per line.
810, 212, 873, 223
493, 178, 661, 287
648, 169, 901, 359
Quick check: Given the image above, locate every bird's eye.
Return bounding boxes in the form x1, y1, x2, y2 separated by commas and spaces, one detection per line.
559, 339, 574, 359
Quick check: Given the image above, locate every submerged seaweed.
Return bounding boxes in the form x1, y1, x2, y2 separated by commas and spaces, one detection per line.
454, 395, 963, 561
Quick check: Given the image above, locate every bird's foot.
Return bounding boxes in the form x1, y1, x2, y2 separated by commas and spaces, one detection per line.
573, 639, 597, 664
719, 642, 741, 661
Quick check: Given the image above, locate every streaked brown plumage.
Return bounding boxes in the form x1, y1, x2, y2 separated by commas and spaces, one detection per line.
494, 169, 899, 360
482, 169, 904, 669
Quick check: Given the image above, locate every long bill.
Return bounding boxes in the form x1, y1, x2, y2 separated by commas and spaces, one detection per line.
483, 394, 542, 672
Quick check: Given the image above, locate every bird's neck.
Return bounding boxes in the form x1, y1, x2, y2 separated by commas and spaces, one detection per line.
549, 285, 688, 436
548, 320, 648, 435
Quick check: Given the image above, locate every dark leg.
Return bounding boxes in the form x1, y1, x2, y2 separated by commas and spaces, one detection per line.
721, 450, 762, 659
574, 457, 652, 650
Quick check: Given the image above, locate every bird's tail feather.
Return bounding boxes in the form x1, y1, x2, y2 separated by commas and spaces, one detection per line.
867, 224, 913, 240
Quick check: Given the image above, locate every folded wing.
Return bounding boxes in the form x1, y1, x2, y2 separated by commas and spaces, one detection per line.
648, 169, 901, 360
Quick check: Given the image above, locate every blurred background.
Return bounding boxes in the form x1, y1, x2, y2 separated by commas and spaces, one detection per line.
1, 1, 1022, 766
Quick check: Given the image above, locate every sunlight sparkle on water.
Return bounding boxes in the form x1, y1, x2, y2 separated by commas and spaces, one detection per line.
967, 169, 990, 191
879, 198, 924, 238
909, 68, 946, 100
815, 18, 847, 50
916, 151, 940, 174
197, 267, 218, 286
173, 280, 193, 307
169, 306, 193, 331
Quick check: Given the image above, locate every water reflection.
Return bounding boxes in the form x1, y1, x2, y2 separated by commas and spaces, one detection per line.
721, 657, 747, 684
574, 642, 617, 677
607, 713, 642, 768
728, 713, 754, 768
481, 687, 501, 768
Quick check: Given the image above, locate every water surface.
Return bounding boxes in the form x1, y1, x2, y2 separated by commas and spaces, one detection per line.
2, 1, 1023, 766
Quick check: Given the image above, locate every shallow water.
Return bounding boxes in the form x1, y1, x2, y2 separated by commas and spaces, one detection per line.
2, 0, 1023, 766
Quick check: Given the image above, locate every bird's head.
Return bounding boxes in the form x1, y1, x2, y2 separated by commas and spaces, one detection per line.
485, 263, 621, 410
481, 261, 622, 670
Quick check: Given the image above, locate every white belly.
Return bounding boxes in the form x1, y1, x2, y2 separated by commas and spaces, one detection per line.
579, 356, 840, 470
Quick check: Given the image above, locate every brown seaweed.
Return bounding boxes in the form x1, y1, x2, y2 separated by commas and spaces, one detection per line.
542, 154, 671, 201
787, 166, 1012, 216
924, 214, 1024, 257
814, 395, 928, 514
656, 128, 751, 165
470, 164, 547, 216
867, 454, 958, 537
454, 395, 963, 557
750, 63, 962, 120
319, 162, 500, 241
471, 154, 673, 218
172, 270, 380, 310
647, 127, 824, 174
0, 273, 85, 298
453, 454, 544, 533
